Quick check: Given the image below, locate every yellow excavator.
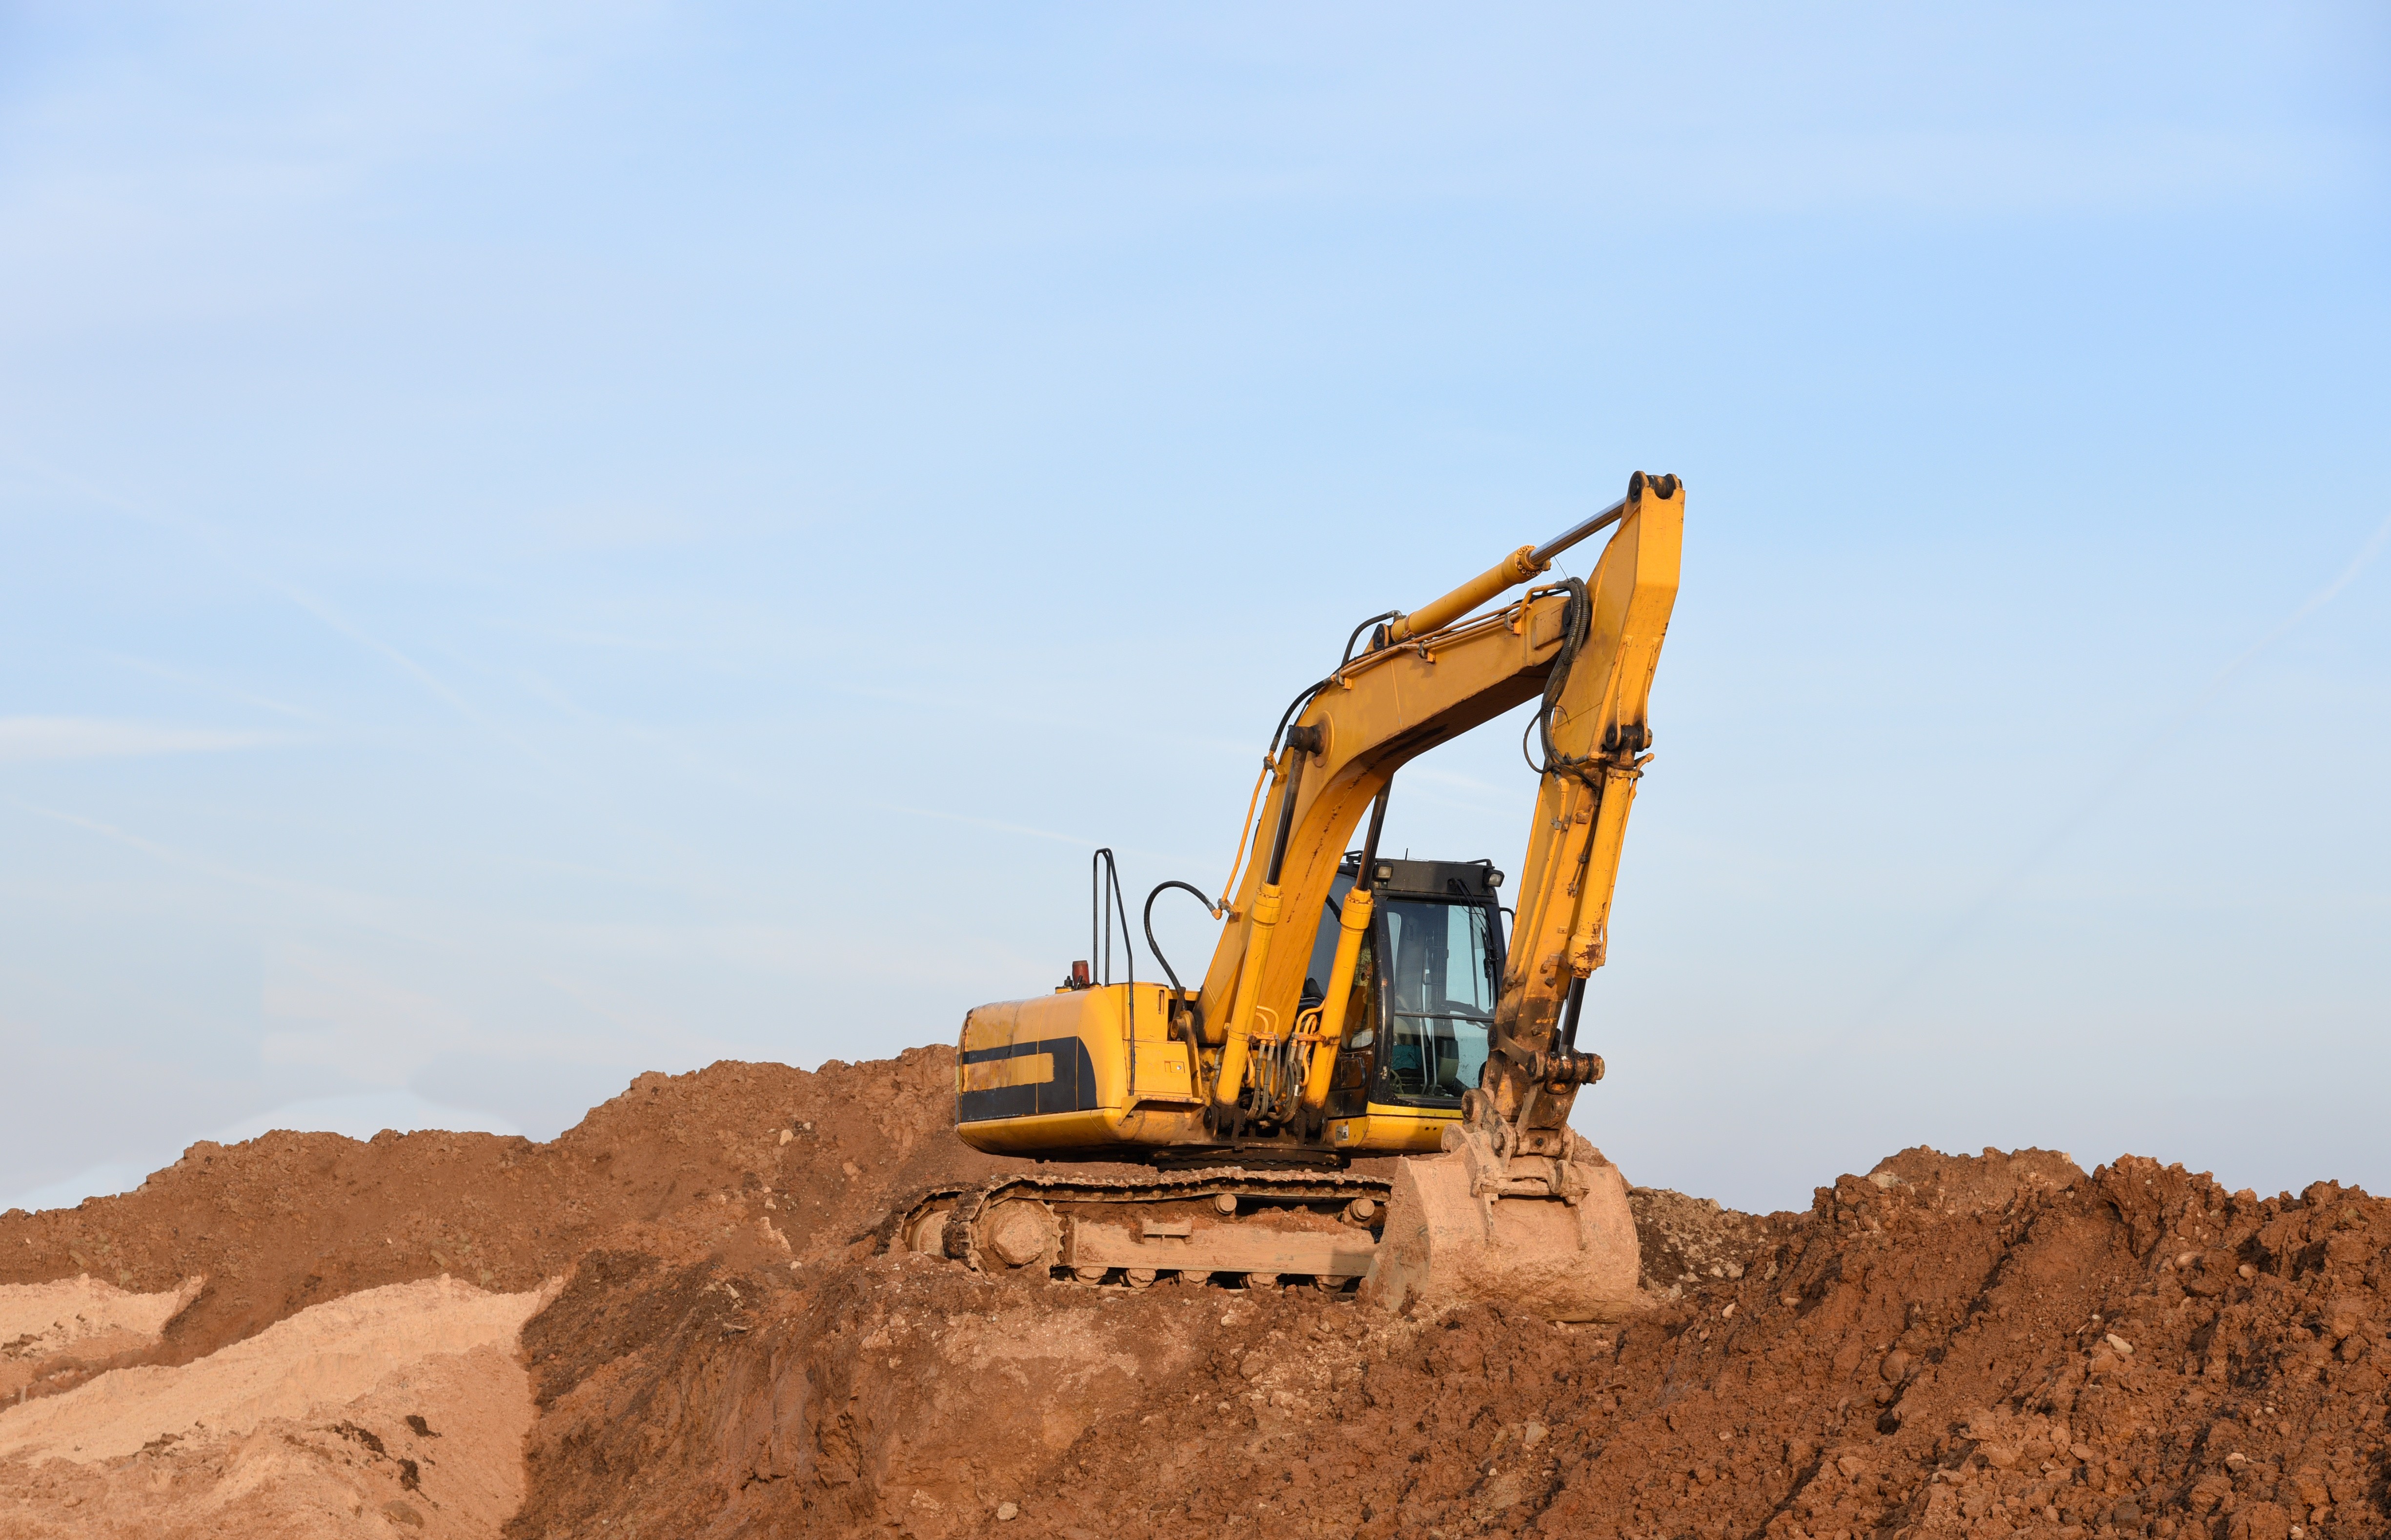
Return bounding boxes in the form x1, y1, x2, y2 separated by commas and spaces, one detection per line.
899, 471, 1683, 1320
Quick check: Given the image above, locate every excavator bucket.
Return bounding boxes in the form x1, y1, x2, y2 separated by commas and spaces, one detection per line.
1360, 1134, 1641, 1322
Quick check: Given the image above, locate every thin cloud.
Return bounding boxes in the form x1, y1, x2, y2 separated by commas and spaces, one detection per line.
1850, 504, 2391, 1034
0, 717, 291, 763
0, 443, 561, 774
102, 654, 347, 728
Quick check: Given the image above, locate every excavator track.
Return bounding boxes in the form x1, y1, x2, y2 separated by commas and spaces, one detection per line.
895, 1166, 1391, 1291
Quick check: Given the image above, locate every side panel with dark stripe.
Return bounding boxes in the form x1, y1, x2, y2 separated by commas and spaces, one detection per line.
957, 1036, 1102, 1122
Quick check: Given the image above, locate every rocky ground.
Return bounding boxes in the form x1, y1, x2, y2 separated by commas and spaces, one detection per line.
3, 1046, 2386, 1539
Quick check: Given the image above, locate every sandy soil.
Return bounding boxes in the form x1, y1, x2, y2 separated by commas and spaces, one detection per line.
0, 1275, 203, 1400
3, 1049, 2385, 1539
0, 1277, 550, 1540
0, 1276, 548, 1463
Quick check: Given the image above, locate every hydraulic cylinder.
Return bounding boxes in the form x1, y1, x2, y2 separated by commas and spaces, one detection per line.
1299, 886, 1373, 1112
1210, 882, 1282, 1114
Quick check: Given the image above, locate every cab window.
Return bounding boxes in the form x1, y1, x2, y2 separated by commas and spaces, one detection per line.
1375, 897, 1498, 1103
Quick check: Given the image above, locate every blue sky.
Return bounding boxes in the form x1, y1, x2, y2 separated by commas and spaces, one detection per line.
2, 3, 2385, 1214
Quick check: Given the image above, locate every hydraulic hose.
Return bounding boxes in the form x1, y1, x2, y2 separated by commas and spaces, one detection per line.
1523, 578, 1592, 776
1143, 880, 1216, 1089
1339, 609, 1402, 667
1141, 880, 1214, 1005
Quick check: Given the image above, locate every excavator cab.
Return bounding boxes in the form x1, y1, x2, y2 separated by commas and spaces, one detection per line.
1303, 856, 1508, 1152
1378, 864, 1503, 1100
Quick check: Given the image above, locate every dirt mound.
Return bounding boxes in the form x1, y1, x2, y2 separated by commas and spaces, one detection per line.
6, 1047, 2389, 1540
0, 1047, 981, 1397
502, 1145, 2391, 1540
0, 1049, 992, 1538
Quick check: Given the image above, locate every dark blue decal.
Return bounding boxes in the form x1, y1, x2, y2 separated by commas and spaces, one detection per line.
957, 1036, 1102, 1122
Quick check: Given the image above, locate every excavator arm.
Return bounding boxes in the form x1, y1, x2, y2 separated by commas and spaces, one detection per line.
1196, 473, 1682, 1134
1184, 471, 1683, 1320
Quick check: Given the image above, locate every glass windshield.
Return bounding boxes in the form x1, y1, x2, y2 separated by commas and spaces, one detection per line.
1377, 896, 1498, 1101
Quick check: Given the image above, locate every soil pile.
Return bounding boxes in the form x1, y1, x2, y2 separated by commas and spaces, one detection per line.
5, 1048, 2389, 1540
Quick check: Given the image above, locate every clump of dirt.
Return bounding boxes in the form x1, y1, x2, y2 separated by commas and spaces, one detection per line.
1628, 1184, 1798, 1296
7, 1047, 2390, 1540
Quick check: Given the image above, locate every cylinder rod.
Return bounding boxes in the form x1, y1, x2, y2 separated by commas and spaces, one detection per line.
1530, 495, 1629, 568
1383, 489, 1634, 651
1355, 781, 1392, 887
1263, 747, 1306, 885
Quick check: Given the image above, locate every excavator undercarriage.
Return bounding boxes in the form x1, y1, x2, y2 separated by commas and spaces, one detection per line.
898, 1168, 1390, 1291
895, 1128, 1640, 1321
